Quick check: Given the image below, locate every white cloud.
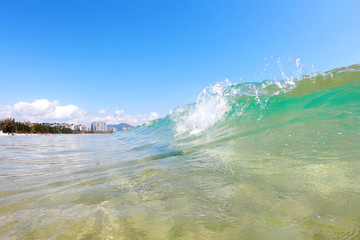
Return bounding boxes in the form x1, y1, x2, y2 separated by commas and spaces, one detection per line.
97, 109, 106, 114
48, 104, 83, 120
0, 105, 11, 119
91, 111, 159, 126
13, 99, 59, 116
0, 99, 160, 126
3, 99, 87, 124
148, 112, 159, 121
115, 109, 124, 116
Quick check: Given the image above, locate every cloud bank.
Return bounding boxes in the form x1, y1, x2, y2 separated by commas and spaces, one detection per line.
0, 99, 159, 126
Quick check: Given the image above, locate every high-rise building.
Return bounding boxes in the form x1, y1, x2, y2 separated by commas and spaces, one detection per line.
91, 121, 107, 132
91, 122, 105, 132
75, 125, 89, 132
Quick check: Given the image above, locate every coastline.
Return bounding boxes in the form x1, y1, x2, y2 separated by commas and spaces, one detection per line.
0, 133, 53, 136
0, 132, 113, 136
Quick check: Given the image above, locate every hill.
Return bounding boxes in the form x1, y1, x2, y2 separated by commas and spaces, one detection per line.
108, 123, 134, 131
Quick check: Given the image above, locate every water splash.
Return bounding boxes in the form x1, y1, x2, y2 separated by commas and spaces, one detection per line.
168, 63, 360, 137
172, 80, 233, 135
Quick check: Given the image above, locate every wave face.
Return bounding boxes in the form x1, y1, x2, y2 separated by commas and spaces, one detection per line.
1, 64, 360, 239
167, 64, 360, 149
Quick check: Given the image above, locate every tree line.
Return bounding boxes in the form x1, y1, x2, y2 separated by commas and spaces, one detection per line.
0, 118, 73, 134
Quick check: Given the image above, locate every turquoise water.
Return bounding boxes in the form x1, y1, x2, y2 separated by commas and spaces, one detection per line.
1, 64, 360, 239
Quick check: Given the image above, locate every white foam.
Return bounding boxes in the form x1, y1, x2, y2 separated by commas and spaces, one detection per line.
173, 80, 233, 135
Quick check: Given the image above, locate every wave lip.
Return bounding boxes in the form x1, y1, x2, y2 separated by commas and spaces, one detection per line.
171, 80, 233, 135
165, 63, 360, 138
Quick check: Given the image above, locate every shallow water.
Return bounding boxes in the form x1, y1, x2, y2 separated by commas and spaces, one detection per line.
1, 64, 360, 239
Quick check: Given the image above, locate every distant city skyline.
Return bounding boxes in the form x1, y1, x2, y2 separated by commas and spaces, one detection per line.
1, 1, 359, 125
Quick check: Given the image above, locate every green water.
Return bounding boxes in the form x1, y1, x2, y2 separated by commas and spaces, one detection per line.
1, 64, 360, 239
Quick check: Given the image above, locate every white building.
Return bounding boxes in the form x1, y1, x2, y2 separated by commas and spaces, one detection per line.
91, 121, 107, 132
64, 123, 75, 131
108, 127, 117, 132
75, 125, 89, 132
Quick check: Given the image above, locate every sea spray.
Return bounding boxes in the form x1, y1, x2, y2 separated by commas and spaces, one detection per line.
172, 80, 233, 135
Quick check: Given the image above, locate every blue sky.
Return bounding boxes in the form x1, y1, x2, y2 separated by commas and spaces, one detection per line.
0, 0, 359, 125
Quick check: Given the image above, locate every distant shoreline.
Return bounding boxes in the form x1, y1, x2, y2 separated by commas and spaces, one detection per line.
0, 132, 113, 136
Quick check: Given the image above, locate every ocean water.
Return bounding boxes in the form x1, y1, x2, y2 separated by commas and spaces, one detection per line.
1, 64, 360, 239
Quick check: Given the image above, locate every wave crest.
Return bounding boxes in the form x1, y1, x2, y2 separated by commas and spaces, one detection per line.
169, 64, 360, 136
